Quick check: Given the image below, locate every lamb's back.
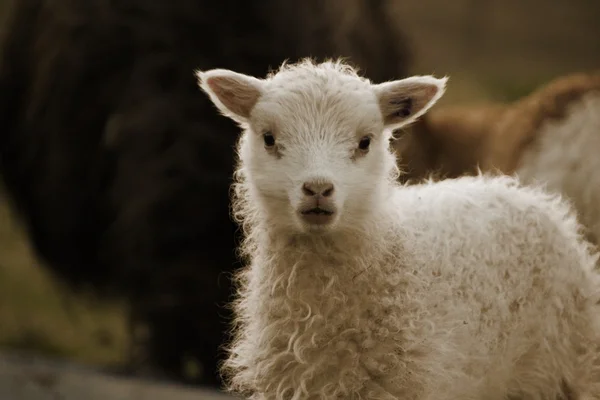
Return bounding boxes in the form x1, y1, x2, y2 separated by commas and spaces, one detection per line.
395, 177, 594, 356
387, 175, 600, 397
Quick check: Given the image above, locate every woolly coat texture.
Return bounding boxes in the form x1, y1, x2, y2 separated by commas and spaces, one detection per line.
200, 60, 600, 400
231, 175, 600, 400
0, 0, 410, 387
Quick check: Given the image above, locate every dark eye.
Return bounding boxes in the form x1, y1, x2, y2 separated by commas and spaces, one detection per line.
263, 132, 275, 148
358, 136, 371, 151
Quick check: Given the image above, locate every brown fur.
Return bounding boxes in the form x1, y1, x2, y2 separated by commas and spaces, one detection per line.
394, 71, 600, 183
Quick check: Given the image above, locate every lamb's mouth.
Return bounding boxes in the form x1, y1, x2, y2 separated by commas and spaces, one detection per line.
301, 207, 334, 216
299, 207, 336, 226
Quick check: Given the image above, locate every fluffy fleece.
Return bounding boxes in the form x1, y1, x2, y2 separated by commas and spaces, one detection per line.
198, 59, 600, 399
0, 0, 410, 386
393, 71, 600, 244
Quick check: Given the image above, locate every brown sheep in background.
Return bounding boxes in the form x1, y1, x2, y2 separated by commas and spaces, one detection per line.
0, 0, 411, 389
394, 70, 600, 243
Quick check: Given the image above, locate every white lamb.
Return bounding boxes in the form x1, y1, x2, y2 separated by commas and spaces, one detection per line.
197, 59, 600, 400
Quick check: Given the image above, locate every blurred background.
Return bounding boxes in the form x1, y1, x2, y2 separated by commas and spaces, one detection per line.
0, 0, 598, 398
392, 0, 600, 104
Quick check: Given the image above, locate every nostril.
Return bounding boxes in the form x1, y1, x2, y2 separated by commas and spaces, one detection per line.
302, 183, 316, 196
322, 185, 334, 197
302, 181, 335, 197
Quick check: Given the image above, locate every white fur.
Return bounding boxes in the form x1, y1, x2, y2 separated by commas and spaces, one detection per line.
516, 92, 600, 246
198, 59, 600, 400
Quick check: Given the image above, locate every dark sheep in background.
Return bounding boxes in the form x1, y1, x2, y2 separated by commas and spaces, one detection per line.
0, 0, 412, 389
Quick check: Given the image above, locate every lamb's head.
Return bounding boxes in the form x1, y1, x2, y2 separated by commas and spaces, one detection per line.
197, 59, 447, 234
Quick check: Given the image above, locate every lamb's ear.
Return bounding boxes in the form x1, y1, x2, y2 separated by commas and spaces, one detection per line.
196, 68, 264, 124
372, 75, 448, 131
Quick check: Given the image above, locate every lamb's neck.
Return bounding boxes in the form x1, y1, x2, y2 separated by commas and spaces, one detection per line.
255, 224, 393, 284
231, 208, 408, 395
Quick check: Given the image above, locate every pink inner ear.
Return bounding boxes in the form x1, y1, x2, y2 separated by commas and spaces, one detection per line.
380, 83, 440, 125
421, 85, 438, 100
207, 76, 236, 105
206, 76, 260, 119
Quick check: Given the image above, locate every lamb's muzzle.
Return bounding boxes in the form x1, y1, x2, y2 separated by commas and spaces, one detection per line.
299, 180, 337, 226
302, 181, 335, 197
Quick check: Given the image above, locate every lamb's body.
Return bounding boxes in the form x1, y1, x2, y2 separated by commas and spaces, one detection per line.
229, 174, 600, 400
198, 60, 600, 399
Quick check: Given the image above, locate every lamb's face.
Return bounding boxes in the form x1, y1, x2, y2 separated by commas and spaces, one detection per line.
238, 78, 395, 233
197, 59, 447, 233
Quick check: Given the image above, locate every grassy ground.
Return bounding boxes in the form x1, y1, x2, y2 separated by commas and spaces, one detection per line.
0, 190, 128, 368
0, 0, 598, 372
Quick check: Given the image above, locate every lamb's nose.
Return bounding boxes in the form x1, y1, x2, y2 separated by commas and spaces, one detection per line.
302, 181, 335, 197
